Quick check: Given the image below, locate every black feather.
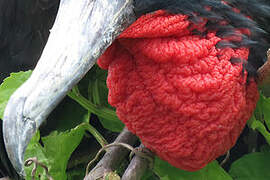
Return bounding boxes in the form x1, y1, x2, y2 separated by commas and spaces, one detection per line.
134, 0, 270, 78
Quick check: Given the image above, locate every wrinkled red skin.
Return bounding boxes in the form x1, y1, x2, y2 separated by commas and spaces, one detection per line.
97, 10, 259, 171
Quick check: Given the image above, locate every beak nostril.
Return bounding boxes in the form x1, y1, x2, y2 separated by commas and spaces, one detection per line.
22, 116, 30, 122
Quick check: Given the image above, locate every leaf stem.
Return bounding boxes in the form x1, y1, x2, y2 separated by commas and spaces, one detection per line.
250, 119, 270, 145
84, 123, 108, 147
68, 85, 118, 121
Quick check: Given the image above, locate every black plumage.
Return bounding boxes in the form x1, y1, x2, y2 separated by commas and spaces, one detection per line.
134, 0, 270, 77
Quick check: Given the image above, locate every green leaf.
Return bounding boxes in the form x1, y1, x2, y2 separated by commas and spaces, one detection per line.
24, 131, 49, 180
249, 118, 270, 145
67, 167, 85, 180
259, 83, 270, 97
89, 66, 124, 132
43, 97, 90, 133
247, 98, 270, 145
261, 94, 270, 130
141, 169, 160, 180
95, 107, 124, 133
246, 114, 256, 127
0, 71, 32, 119
260, 144, 270, 153
154, 157, 232, 180
25, 123, 90, 180
229, 152, 270, 180
68, 86, 120, 125
68, 66, 124, 132
253, 93, 270, 130
254, 93, 264, 122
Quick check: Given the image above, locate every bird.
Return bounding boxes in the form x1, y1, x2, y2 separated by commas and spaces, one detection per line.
2, 0, 270, 177
0, 0, 59, 178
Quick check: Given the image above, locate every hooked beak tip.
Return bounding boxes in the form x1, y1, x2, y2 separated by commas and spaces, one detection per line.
3, 94, 37, 176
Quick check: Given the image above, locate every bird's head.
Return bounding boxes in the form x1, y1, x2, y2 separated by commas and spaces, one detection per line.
3, 0, 270, 176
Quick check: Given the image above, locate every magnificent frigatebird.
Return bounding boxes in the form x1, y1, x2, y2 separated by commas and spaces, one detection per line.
2, 0, 270, 177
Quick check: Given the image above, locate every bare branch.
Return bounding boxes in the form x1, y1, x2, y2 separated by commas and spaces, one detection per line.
220, 150, 230, 167
0, 177, 11, 180
258, 49, 270, 86
84, 128, 138, 180
122, 144, 154, 180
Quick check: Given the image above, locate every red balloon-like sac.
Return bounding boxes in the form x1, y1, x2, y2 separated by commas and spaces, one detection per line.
97, 10, 259, 171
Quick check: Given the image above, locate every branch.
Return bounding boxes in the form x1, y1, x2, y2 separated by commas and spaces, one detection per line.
122, 144, 154, 180
84, 128, 138, 180
0, 177, 11, 180
258, 49, 270, 86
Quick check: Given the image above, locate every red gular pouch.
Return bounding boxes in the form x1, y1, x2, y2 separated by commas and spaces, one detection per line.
97, 10, 259, 171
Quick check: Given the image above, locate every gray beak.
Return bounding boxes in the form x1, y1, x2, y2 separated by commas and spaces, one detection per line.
3, 0, 135, 176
